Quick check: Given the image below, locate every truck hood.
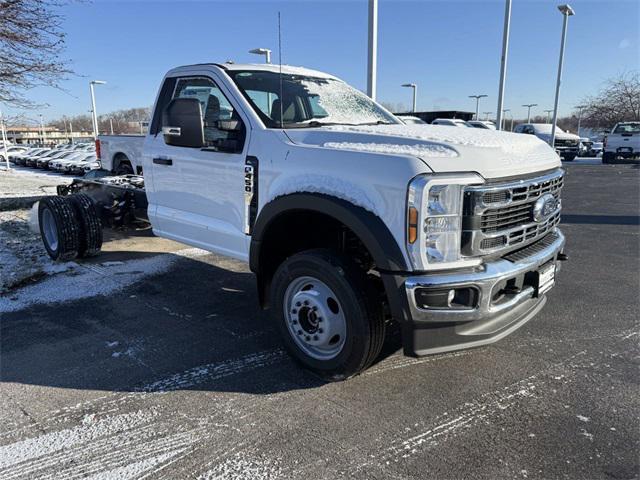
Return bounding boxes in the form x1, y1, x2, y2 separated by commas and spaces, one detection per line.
536, 130, 580, 143
285, 124, 560, 180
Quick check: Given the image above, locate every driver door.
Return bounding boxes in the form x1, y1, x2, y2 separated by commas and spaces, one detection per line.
145, 73, 250, 261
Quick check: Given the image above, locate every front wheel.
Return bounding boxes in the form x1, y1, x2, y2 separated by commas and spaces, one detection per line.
270, 249, 385, 380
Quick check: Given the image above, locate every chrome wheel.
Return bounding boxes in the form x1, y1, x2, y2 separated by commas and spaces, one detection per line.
41, 207, 59, 251
283, 276, 346, 361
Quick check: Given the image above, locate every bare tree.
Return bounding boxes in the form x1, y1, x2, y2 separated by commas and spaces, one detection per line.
48, 107, 152, 134
578, 72, 640, 130
0, 0, 71, 107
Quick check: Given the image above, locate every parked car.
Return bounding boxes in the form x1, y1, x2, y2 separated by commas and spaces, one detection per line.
514, 123, 580, 161
399, 115, 427, 125
69, 156, 100, 176
37, 150, 79, 169
603, 122, 640, 164
20, 149, 53, 167
431, 118, 473, 127
40, 62, 567, 379
1, 145, 29, 163
26, 149, 64, 167
11, 148, 48, 166
590, 141, 603, 157
50, 152, 96, 173
468, 120, 497, 130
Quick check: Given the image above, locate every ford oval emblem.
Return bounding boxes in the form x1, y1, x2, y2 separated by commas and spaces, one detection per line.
533, 193, 558, 223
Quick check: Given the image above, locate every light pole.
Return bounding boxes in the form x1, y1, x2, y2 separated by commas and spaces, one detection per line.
109, 118, 114, 135
575, 104, 586, 136
69, 121, 74, 144
544, 109, 554, 123
0, 109, 10, 171
483, 111, 492, 121
248, 48, 272, 64
522, 103, 537, 123
39, 114, 45, 145
366, 0, 378, 100
402, 83, 418, 112
90, 80, 106, 140
469, 94, 488, 121
495, 0, 512, 130
550, 4, 575, 148
501, 109, 510, 130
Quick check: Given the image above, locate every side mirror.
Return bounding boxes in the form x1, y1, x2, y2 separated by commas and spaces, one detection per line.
162, 98, 204, 148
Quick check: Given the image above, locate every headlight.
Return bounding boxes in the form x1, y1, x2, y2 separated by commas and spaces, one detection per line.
407, 173, 484, 270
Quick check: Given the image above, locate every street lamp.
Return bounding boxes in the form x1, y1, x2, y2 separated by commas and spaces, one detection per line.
575, 104, 586, 136
90, 80, 106, 140
544, 109, 554, 123
496, 0, 512, 131
550, 4, 575, 148
469, 94, 488, 121
522, 103, 538, 123
367, 0, 378, 100
248, 48, 272, 64
402, 83, 418, 112
483, 111, 492, 121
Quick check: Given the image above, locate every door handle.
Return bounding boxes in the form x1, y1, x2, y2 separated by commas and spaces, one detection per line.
153, 157, 173, 166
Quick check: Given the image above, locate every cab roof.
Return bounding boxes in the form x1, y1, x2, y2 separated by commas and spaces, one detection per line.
170, 62, 339, 80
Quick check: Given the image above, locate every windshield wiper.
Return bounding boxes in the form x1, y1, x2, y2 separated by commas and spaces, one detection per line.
357, 120, 394, 126
282, 121, 359, 129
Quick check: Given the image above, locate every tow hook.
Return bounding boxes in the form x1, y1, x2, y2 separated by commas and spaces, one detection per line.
557, 253, 569, 261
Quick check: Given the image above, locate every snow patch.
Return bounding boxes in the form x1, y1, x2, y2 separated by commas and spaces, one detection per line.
325, 124, 543, 151
198, 453, 282, 480
268, 174, 379, 215
0, 248, 209, 313
577, 415, 590, 422
323, 141, 458, 158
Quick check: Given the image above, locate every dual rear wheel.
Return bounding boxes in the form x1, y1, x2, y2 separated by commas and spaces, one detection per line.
38, 194, 103, 261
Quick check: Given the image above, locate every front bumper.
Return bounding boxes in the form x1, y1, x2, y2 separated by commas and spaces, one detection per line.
388, 229, 565, 356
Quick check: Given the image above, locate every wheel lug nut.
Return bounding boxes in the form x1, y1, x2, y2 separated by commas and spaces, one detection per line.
297, 330, 302, 335
312, 306, 318, 311
318, 328, 323, 333
305, 335, 311, 341
292, 320, 297, 325
303, 300, 309, 306
292, 309, 297, 314
318, 318, 323, 322
296, 302, 301, 307
313, 335, 318, 341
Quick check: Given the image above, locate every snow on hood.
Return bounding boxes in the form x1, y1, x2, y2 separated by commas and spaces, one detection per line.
285, 124, 560, 180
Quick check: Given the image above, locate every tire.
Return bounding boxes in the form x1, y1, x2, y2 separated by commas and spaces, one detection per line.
68, 194, 103, 257
563, 154, 576, 162
270, 249, 385, 380
115, 160, 133, 175
602, 152, 614, 164
38, 196, 80, 261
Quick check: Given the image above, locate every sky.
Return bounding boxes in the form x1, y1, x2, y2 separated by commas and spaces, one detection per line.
5, 0, 639, 123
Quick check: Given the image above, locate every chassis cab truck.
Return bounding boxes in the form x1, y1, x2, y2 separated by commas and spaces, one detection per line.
39, 63, 567, 379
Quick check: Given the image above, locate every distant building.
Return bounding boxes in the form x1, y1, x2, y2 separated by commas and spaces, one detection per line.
5, 126, 93, 145
395, 111, 475, 124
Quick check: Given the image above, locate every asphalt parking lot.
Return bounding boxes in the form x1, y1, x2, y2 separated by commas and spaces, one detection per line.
1, 162, 638, 479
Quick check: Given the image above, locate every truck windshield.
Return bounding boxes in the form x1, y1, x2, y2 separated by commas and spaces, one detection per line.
228, 70, 400, 128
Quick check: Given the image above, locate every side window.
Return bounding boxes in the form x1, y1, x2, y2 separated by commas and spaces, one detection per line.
171, 77, 243, 149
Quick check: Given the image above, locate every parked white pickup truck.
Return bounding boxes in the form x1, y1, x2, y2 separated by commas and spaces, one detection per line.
96, 134, 144, 175
38, 62, 567, 379
603, 121, 640, 164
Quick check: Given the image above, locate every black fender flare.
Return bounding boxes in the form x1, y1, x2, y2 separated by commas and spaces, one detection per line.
250, 192, 408, 273
249, 193, 412, 323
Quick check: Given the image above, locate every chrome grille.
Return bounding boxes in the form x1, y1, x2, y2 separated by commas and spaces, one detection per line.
463, 169, 564, 257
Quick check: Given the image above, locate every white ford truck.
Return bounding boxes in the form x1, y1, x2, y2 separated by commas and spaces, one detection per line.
603, 121, 640, 164
39, 63, 567, 379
